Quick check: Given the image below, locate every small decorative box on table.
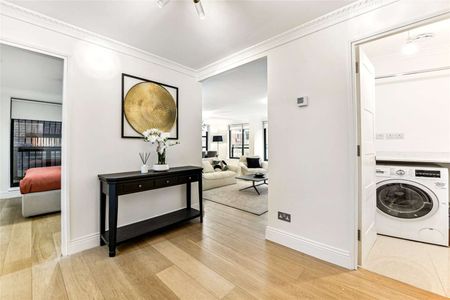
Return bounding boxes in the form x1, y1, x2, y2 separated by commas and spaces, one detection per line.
98, 166, 203, 257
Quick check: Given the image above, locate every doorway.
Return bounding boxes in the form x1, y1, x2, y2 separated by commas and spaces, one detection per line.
355, 17, 450, 296
0, 42, 68, 272
201, 57, 269, 217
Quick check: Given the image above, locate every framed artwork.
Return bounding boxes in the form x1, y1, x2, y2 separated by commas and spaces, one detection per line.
121, 73, 179, 139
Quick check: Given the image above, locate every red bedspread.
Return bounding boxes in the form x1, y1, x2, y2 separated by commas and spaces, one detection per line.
20, 166, 61, 194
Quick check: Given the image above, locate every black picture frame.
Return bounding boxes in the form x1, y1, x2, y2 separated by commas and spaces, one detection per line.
121, 73, 179, 140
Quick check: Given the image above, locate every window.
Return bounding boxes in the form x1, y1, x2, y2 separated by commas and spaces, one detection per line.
229, 124, 249, 158
11, 118, 62, 187
202, 124, 208, 152
263, 121, 268, 161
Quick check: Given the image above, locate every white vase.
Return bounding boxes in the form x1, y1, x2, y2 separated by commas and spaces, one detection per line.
140, 164, 149, 174
153, 164, 169, 171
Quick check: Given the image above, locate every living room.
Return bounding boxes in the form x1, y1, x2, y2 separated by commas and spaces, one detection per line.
201, 57, 269, 216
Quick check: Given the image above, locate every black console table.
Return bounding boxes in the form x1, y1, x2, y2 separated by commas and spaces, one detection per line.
98, 166, 203, 257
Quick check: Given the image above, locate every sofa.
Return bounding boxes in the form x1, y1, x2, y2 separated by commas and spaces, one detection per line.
239, 156, 269, 175
202, 159, 238, 190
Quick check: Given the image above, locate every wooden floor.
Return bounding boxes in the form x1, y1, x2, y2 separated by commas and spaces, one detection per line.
0, 198, 446, 299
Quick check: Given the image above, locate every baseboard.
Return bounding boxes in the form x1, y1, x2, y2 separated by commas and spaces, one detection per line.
265, 226, 354, 269
0, 189, 21, 199
67, 233, 99, 255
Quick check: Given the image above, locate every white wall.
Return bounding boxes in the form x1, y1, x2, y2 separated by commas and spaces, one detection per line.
264, 1, 450, 269
375, 70, 450, 161
1, 6, 201, 253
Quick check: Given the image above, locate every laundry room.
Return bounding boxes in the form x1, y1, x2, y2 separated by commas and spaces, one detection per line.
356, 17, 450, 297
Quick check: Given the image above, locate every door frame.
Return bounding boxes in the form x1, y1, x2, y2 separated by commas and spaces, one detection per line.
350, 12, 450, 268
0, 39, 70, 256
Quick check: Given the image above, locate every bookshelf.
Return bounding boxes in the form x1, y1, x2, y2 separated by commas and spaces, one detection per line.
10, 119, 62, 187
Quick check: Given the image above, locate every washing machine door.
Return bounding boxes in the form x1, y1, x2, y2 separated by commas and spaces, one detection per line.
376, 179, 439, 220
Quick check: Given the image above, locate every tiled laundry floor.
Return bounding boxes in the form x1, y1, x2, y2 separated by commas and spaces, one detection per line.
364, 234, 449, 297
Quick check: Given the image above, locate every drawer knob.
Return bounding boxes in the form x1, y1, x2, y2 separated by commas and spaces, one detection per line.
138, 184, 142, 188
166, 180, 170, 183
188, 177, 192, 180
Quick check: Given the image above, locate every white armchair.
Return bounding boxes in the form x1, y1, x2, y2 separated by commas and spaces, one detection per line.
239, 156, 268, 176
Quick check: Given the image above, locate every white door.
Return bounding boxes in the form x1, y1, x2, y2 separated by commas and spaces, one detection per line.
357, 47, 377, 266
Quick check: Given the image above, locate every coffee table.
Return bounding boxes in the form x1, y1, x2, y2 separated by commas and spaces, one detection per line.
236, 174, 268, 195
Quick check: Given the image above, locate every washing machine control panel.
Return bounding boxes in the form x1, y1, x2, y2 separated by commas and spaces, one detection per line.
415, 170, 441, 178
395, 169, 406, 176
376, 167, 412, 177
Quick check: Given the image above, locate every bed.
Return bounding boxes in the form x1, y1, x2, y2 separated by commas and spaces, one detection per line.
20, 166, 61, 217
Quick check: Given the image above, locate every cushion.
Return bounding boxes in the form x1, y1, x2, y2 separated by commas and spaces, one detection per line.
212, 160, 229, 171
202, 161, 214, 173
203, 170, 236, 180
246, 157, 261, 168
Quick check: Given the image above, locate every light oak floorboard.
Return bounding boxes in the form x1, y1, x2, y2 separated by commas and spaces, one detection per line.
59, 254, 104, 300
32, 259, 68, 300
153, 240, 235, 298
0, 198, 446, 299
157, 265, 217, 300
0, 268, 32, 300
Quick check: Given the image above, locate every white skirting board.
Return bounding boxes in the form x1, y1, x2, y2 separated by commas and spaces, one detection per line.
67, 233, 100, 255
0, 189, 21, 199
265, 226, 353, 269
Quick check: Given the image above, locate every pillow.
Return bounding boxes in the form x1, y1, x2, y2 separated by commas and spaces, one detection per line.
202, 161, 214, 173
212, 160, 229, 171
246, 157, 261, 168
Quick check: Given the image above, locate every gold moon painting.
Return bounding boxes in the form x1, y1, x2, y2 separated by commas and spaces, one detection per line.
124, 82, 177, 134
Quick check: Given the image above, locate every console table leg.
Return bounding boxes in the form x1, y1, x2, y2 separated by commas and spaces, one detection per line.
108, 184, 118, 257
198, 178, 203, 223
186, 182, 191, 209
100, 183, 106, 246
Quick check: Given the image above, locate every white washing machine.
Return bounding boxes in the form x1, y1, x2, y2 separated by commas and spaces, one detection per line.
376, 164, 449, 246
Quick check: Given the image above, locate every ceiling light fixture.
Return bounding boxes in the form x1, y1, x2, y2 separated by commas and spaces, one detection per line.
401, 31, 434, 56
156, 0, 169, 8
193, 0, 205, 20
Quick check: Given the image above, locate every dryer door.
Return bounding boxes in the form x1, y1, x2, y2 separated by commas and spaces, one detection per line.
376, 179, 439, 220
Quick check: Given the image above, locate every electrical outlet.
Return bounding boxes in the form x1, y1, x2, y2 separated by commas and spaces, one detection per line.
386, 133, 405, 140
278, 211, 291, 222
376, 133, 385, 140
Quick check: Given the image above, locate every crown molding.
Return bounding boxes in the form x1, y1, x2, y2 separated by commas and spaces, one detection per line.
0, 1, 196, 78
1, 0, 400, 80
196, 0, 399, 81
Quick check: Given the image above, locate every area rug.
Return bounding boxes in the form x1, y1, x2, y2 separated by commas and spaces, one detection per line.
203, 180, 268, 215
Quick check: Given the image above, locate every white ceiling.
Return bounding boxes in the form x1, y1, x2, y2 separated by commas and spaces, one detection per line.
11, 0, 353, 69
0, 44, 64, 101
202, 57, 266, 124
362, 18, 450, 76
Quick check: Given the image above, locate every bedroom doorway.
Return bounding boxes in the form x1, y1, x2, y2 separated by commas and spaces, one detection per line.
0, 42, 68, 272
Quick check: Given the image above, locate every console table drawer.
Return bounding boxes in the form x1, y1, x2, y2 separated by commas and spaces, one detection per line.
154, 177, 179, 188
179, 174, 200, 183
118, 180, 154, 195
